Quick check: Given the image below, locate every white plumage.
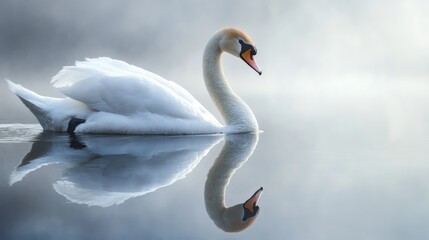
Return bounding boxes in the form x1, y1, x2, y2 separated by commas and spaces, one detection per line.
7, 28, 261, 134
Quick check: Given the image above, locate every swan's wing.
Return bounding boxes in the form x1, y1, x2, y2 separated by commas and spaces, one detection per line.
51, 57, 217, 122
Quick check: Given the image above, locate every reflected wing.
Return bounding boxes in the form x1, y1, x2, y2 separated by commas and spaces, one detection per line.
52, 134, 224, 207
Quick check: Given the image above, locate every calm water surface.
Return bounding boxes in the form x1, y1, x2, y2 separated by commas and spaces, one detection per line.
1, 118, 429, 239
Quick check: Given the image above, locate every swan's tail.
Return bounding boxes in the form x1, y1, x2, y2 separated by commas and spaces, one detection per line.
6, 79, 54, 130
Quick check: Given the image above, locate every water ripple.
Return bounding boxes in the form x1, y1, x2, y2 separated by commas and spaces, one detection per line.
0, 123, 42, 143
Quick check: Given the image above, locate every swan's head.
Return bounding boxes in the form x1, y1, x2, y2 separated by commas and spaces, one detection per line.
217, 187, 263, 232
218, 28, 262, 75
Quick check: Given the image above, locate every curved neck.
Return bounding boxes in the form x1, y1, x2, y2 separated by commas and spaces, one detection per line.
203, 35, 258, 132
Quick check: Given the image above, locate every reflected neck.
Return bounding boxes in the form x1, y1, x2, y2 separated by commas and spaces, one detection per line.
204, 134, 259, 229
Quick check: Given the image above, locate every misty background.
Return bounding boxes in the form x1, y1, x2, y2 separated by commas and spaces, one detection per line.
1, 0, 428, 138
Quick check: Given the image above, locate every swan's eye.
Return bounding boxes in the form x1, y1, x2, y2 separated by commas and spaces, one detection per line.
251, 47, 257, 55
239, 40, 257, 56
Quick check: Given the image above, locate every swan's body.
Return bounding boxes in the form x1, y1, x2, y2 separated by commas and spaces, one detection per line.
7, 28, 261, 134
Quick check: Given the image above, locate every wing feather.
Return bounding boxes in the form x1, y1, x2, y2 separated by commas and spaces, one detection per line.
50, 57, 218, 123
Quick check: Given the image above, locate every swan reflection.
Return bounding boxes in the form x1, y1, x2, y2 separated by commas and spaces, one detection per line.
205, 133, 262, 232
10, 133, 222, 207
9, 131, 262, 232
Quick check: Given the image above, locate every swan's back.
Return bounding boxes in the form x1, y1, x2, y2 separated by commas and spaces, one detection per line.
52, 58, 166, 88
51, 57, 203, 112
50, 58, 222, 134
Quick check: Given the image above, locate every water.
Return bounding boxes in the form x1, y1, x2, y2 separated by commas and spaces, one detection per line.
1, 108, 429, 240
0, 125, 264, 239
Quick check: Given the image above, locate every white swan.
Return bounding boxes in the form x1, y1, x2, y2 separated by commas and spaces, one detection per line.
6, 28, 261, 134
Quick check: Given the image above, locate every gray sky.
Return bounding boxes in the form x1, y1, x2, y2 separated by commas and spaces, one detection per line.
1, 0, 428, 125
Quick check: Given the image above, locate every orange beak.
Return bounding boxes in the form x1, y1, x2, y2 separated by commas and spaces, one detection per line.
244, 187, 263, 213
240, 49, 262, 75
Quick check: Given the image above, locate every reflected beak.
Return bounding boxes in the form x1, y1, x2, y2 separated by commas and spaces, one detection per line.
244, 187, 263, 213
240, 49, 262, 75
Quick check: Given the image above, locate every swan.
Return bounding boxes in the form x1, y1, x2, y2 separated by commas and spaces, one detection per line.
205, 133, 263, 232
6, 28, 261, 134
